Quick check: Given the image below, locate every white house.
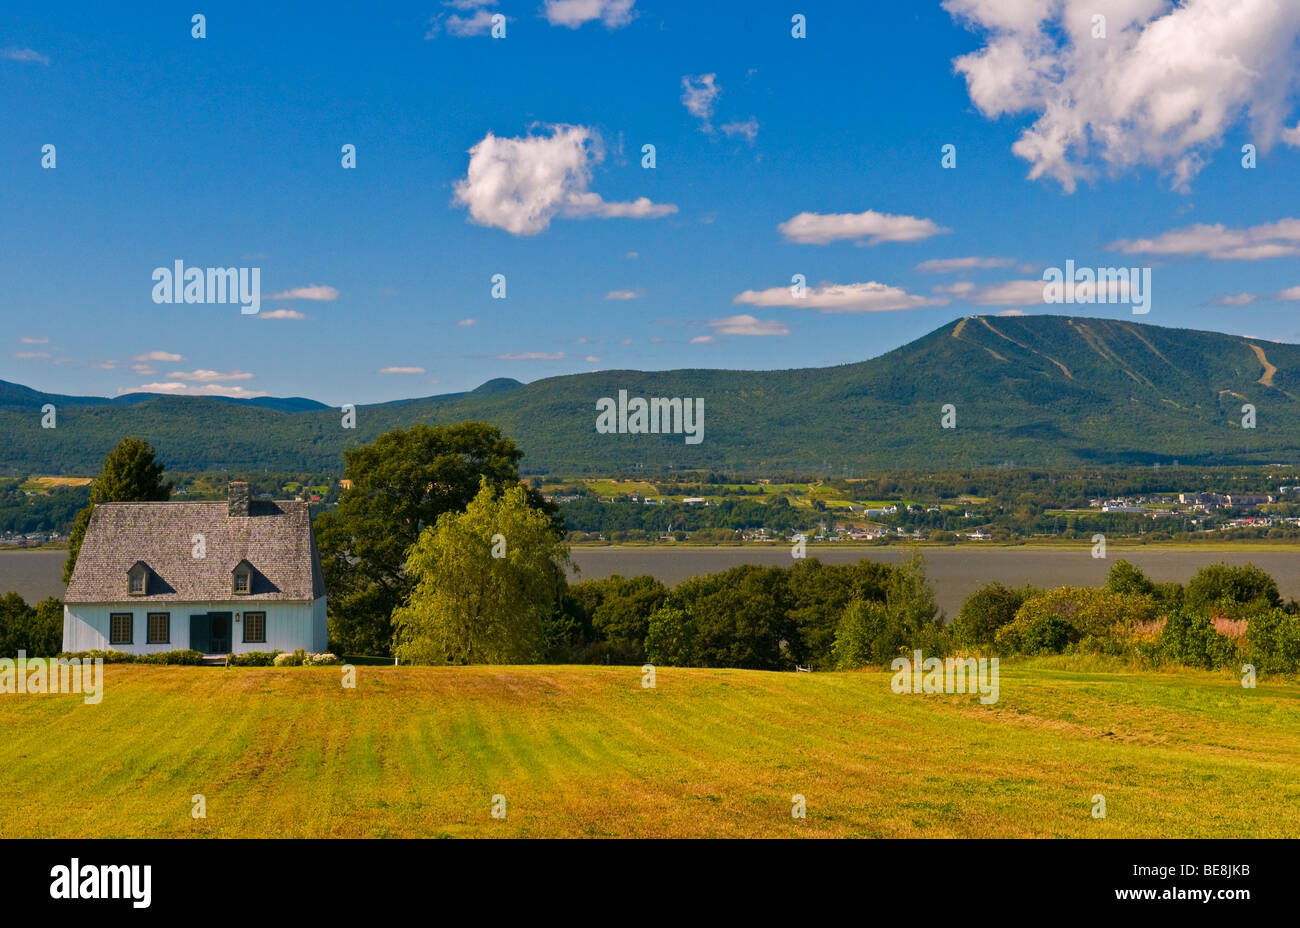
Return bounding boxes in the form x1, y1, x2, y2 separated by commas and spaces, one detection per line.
63, 482, 327, 656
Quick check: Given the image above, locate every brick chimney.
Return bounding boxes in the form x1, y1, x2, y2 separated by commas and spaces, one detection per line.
228, 481, 250, 517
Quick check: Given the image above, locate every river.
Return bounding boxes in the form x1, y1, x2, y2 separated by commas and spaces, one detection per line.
5, 545, 1299, 618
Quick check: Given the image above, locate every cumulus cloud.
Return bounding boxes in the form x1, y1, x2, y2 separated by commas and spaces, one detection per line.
12, 351, 51, 360
259, 309, 306, 319
958, 279, 1051, 306
734, 281, 946, 313
690, 336, 713, 344
605, 289, 642, 300
681, 74, 720, 130
944, 0, 1300, 192
19, 336, 49, 344
165, 369, 255, 382
268, 285, 339, 300
379, 366, 426, 374
453, 125, 676, 235
458, 317, 477, 326
1109, 219, 1300, 260
778, 210, 948, 246
425, 2, 504, 38
135, 351, 183, 362
126, 383, 268, 399
1277, 286, 1300, 301
1, 47, 49, 65
916, 256, 1015, 273
707, 314, 790, 336
545, 0, 637, 29
497, 351, 567, 360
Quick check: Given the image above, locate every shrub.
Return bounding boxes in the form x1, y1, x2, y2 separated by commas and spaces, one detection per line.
1245, 608, 1300, 675
953, 582, 1033, 646
228, 651, 281, 667
55, 649, 136, 663
274, 649, 306, 667
1159, 610, 1240, 669
136, 649, 204, 665
1106, 560, 1154, 597
995, 587, 1156, 655
303, 652, 342, 666
1185, 563, 1281, 616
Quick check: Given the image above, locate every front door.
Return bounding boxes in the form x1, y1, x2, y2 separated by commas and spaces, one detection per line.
190, 614, 210, 653
209, 612, 232, 653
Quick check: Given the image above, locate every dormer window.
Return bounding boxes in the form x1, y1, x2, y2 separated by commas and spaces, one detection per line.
127, 561, 150, 596
232, 559, 253, 595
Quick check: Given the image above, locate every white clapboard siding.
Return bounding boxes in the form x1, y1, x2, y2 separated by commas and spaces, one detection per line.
63, 599, 329, 655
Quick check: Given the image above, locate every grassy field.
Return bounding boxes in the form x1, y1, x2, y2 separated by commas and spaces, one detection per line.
1, 660, 1297, 838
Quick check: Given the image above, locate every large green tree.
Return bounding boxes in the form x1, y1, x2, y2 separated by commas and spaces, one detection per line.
393, 479, 570, 664
63, 437, 173, 583
315, 422, 557, 656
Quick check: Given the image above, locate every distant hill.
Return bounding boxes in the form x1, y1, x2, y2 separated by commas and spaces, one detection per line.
4, 315, 1299, 474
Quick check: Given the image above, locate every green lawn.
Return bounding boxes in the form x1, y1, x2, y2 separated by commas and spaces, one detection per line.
0, 660, 1296, 838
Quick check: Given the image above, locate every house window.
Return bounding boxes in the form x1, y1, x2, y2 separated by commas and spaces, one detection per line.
110, 613, 133, 645
243, 611, 266, 644
233, 570, 250, 594
147, 612, 170, 644
129, 571, 145, 595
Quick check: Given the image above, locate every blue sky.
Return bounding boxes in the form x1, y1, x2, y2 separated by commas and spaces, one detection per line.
4, 0, 1300, 405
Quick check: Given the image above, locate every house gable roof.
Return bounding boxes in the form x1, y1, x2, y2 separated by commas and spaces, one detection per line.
66, 500, 326, 603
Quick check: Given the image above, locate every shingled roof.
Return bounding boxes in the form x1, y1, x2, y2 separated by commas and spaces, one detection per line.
65, 495, 326, 604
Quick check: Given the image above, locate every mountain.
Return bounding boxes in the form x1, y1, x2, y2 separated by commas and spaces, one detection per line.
4, 315, 1299, 475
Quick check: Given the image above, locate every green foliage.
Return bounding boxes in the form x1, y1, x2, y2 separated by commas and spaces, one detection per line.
1245, 609, 1300, 675
1185, 563, 1281, 616
644, 606, 697, 666
227, 651, 281, 666
64, 437, 173, 583
670, 565, 796, 670
0, 593, 62, 657
579, 575, 667, 663
996, 587, 1157, 654
393, 479, 570, 665
315, 423, 553, 656
1159, 611, 1239, 670
136, 649, 204, 665
953, 582, 1034, 646
1106, 559, 1154, 597
832, 599, 901, 668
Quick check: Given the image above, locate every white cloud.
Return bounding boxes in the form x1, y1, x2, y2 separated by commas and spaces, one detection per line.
259, 308, 306, 319
707, 314, 790, 336
961, 279, 1050, 306
131, 364, 156, 375
1277, 286, 1300, 302
18, 336, 49, 344
545, 0, 636, 29
453, 125, 676, 235
166, 369, 255, 382
720, 117, 759, 143
12, 351, 51, 360
1211, 292, 1257, 307
379, 366, 426, 374
690, 336, 714, 344
605, 289, 642, 300
778, 209, 948, 245
458, 317, 477, 326
426, 2, 505, 38
915, 256, 1015, 273
134, 351, 183, 362
1, 47, 49, 65
996, 309, 1028, 316
945, 0, 1300, 192
126, 383, 268, 399
734, 281, 946, 313
497, 352, 566, 360
1109, 219, 1300, 260
584, 355, 601, 362
268, 285, 339, 300
681, 74, 720, 130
